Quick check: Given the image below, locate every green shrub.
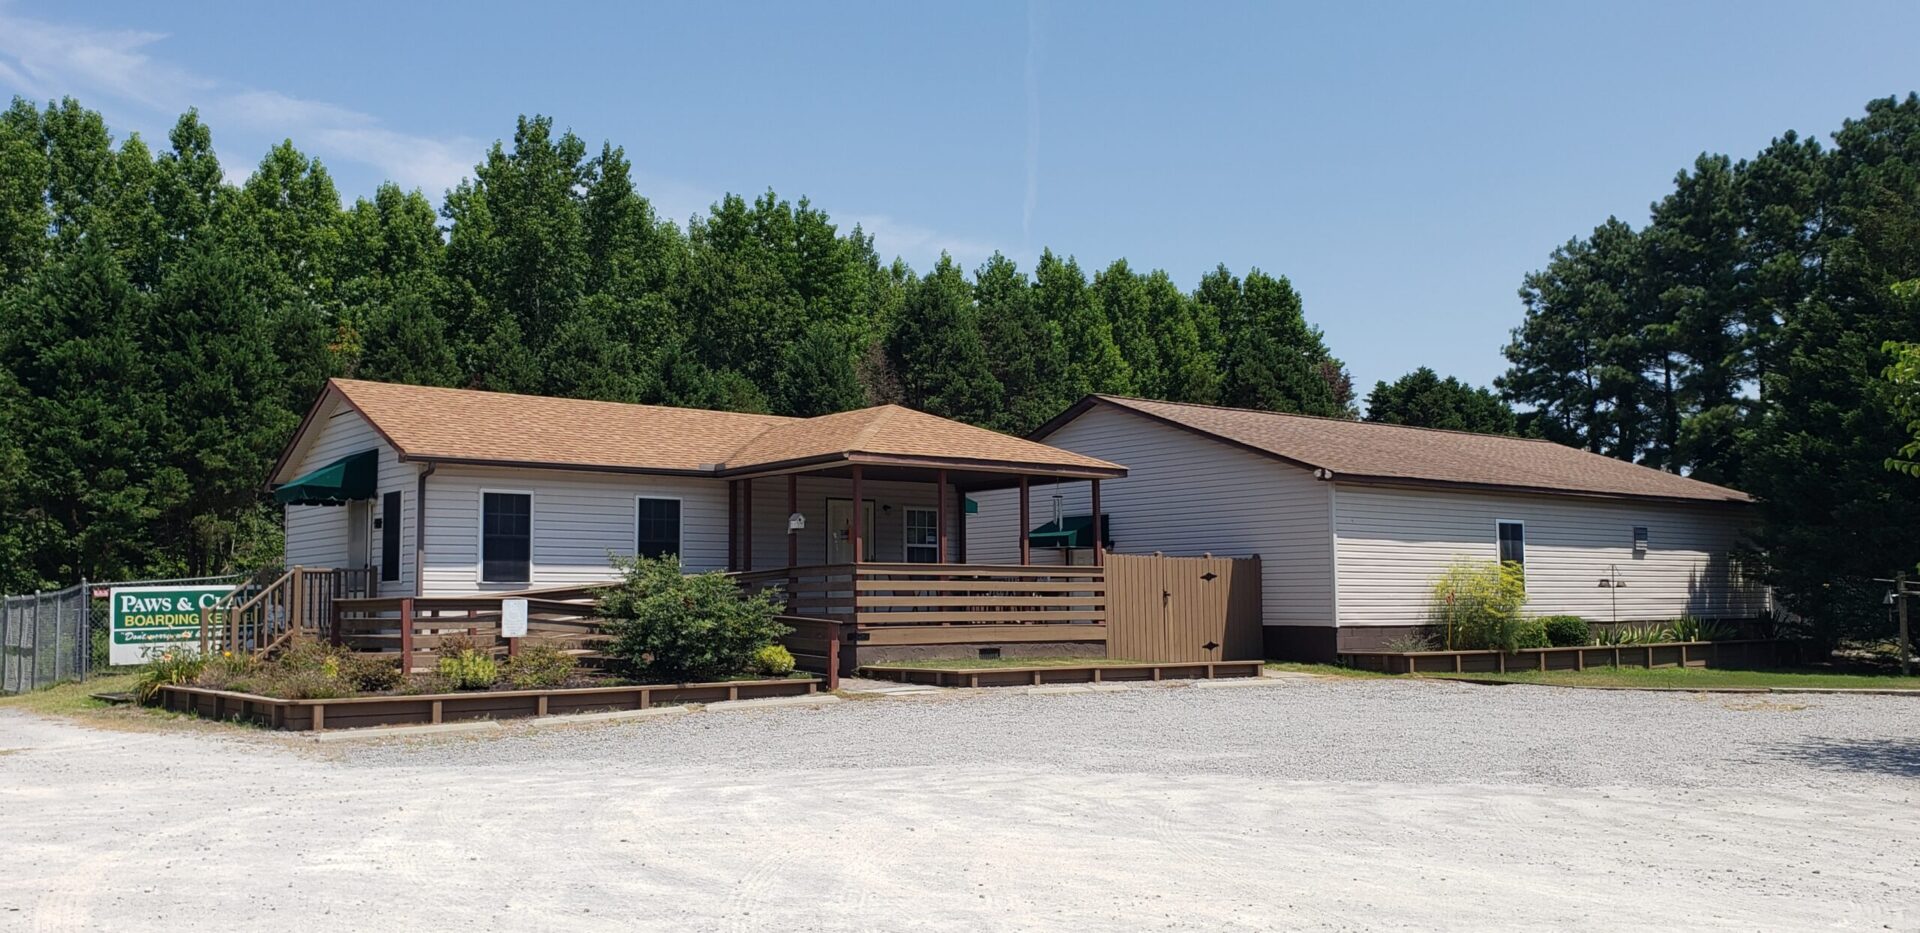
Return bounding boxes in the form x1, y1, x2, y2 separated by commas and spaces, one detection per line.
337, 653, 403, 692
1668, 616, 1735, 642
1513, 617, 1550, 650
135, 648, 207, 704
598, 555, 791, 683
1429, 559, 1530, 652
1540, 615, 1591, 648
436, 648, 499, 690
751, 644, 796, 677
502, 643, 576, 689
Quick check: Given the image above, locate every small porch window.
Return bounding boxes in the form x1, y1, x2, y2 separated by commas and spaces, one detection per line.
904, 507, 939, 563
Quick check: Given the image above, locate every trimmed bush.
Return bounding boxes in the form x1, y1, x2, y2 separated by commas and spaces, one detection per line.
751, 644, 796, 677
1513, 618, 1550, 650
599, 555, 790, 683
1429, 558, 1530, 652
1540, 615, 1591, 648
503, 643, 576, 688
437, 648, 499, 690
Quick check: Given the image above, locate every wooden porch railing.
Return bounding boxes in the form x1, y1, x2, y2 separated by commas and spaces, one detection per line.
735, 563, 1107, 655
200, 566, 374, 657
331, 586, 606, 674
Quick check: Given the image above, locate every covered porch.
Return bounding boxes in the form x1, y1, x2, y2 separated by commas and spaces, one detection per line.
722, 448, 1123, 669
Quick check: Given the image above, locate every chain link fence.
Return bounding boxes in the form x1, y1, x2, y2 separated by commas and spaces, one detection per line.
1, 573, 244, 694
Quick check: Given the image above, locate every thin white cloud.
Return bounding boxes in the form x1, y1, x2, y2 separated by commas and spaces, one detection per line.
0, 8, 473, 197
845, 213, 1003, 270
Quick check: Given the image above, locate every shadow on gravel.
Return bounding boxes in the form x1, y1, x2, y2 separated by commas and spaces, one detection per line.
1766, 738, 1920, 777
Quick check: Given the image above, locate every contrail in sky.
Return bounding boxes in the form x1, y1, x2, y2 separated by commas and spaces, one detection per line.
1023, 0, 1042, 246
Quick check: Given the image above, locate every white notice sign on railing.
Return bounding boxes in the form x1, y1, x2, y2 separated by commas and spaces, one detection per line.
501, 598, 528, 638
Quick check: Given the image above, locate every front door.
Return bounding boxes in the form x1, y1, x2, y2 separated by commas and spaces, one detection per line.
825, 498, 877, 563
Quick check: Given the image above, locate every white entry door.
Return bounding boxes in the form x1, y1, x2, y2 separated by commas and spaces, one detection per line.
825, 499, 877, 563
346, 499, 372, 570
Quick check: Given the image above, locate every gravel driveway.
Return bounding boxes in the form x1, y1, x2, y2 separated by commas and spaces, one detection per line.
2, 677, 1916, 932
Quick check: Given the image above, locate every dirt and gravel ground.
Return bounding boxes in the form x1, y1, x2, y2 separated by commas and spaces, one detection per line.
2, 676, 1916, 932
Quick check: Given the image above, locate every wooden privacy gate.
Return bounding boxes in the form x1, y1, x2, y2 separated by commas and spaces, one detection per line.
1106, 553, 1262, 662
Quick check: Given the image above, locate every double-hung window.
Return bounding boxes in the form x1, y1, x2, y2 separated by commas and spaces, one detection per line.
636, 497, 682, 559
904, 507, 939, 563
480, 492, 532, 583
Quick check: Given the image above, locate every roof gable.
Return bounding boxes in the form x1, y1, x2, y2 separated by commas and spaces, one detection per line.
1040, 396, 1751, 505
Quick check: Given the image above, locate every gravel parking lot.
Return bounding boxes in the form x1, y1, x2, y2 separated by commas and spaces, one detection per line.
2, 676, 1916, 932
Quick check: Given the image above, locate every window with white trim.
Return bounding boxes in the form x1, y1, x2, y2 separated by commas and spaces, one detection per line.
1497, 520, 1525, 568
904, 507, 939, 563
481, 492, 532, 583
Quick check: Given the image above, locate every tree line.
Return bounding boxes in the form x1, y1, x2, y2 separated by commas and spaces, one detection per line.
1499, 94, 1920, 642
0, 98, 1362, 592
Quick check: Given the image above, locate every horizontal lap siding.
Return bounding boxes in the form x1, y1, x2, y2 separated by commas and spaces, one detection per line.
743, 476, 947, 568
966, 406, 1334, 628
282, 407, 417, 594
421, 466, 728, 596
1333, 485, 1766, 627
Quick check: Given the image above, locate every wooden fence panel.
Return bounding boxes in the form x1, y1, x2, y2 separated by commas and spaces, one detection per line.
1106, 553, 1263, 663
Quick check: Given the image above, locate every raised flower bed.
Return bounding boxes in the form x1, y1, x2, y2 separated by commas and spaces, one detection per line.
157, 676, 821, 732
1339, 638, 1787, 675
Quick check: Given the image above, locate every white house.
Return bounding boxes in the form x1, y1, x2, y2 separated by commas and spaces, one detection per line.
965, 395, 1767, 660
270, 379, 1125, 599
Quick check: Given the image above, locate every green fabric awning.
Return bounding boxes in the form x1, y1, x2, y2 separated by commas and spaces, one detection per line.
964, 496, 979, 514
273, 449, 378, 506
1027, 514, 1112, 549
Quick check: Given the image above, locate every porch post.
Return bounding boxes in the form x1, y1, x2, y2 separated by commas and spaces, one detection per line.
786, 474, 798, 567
743, 479, 754, 572
1090, 479, 1104, 567
726, 480, 739, 571
936, 468, 948, 564
1018, 476, 1031, 566
850, 465, 864, 565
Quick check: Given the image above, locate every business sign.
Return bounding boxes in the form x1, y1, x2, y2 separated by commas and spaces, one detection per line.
108, 585, 234, 665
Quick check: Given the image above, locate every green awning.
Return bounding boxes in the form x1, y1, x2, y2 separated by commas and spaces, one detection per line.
273, 449, 378, 506
964, 496, 979, 514
1028, 514, 1112, 549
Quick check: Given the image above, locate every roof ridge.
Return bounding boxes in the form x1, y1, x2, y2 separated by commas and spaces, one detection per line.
1093, 394, 1563, 445
331, 377, 806, 423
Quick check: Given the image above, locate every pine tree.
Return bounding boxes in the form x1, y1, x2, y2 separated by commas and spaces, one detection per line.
887, 255, 1002, 422
1364, 367, 1516, 434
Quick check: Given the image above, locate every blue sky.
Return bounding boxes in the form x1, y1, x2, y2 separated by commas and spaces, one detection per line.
2, 1, 1916, 397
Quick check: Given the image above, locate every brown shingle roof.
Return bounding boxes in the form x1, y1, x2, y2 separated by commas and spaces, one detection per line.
280, 379, 1123, 480
1046, 396, 1750, 505
724, 404, 1123, 473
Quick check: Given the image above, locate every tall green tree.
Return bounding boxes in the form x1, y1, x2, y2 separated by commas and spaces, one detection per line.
1365, 368, 1516, 434
1208, 266, 1352, 417
886, 255, 1002, 422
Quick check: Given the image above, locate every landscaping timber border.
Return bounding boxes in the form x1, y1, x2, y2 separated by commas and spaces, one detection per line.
157, 676, 821, 732
1338, 638, 1787, 675
857, 659, 1264, 688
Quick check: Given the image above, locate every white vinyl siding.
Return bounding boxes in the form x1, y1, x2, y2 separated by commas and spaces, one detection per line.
966, 405, 1336, 629
421, 466, 730, 595
280, 405, 417, 595
1333, 484, 1767, 627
